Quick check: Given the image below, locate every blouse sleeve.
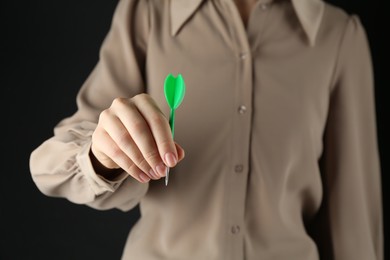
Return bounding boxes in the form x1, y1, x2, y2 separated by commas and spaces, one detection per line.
29, 0, 150, 212
314, 15, 383, 260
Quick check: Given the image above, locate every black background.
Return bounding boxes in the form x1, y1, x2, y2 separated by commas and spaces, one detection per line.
1, 1, 388, 259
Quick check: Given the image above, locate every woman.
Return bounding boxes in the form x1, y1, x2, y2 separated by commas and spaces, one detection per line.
29, 0, 383, 259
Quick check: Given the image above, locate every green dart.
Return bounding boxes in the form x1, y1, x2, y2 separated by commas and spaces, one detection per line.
164, 73, 186, 186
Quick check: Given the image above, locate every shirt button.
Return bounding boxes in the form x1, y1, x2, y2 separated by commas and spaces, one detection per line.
231, 225, 240, 234
260, 3, 269, 11
239, 52, 247, 60
235, 164, 243, 173
238, 105, 247, 114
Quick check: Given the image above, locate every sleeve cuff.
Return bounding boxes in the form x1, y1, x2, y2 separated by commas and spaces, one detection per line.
76, 141, 128, 195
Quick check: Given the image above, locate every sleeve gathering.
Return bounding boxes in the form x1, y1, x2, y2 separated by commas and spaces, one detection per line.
29, 0, 150, 212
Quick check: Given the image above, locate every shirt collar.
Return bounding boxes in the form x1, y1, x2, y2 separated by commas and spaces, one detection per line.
170, 0, 325, 46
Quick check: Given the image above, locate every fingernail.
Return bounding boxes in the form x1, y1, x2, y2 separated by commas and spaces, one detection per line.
165, 152, 177, 167
156, 163, 166, 177
139, 173, 150, 183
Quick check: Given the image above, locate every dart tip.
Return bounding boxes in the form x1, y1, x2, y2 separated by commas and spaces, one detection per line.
165, 168, 170, 186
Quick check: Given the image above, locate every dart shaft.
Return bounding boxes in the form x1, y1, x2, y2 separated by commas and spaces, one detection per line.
169, 109, 175, 138
166, 109, 175, 186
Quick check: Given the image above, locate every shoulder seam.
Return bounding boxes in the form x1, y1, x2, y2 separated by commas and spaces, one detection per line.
328, 14, 357, 95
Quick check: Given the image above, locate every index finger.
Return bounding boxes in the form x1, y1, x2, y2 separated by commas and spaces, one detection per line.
133, 94, 178, 168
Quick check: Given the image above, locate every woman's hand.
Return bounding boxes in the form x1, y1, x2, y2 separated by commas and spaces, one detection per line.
91, 93, 185, 183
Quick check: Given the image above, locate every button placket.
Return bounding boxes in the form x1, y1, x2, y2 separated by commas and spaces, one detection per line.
221, 1, 259, 259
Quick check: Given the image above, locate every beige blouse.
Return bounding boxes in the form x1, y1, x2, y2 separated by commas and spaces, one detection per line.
29, 0, 383, 259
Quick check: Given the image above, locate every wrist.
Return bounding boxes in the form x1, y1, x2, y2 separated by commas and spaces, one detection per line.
89, 149, 124, 181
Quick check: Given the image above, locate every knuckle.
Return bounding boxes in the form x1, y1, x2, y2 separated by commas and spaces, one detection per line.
158, 138, 174, 151
143, 149, 160, 162
113, 154, 135, 175
132, 154, 151, 176
131, 120, 148, 134
109, 145, 123, 159
98, 109, 111, 122
124, 162, 136, 174
112, 97, 127, 107
116, 129, 132, 146
132, 153, 146, 167
125, 164, 147, 182
133, 93, 154, 106
150, 114, 166, 128
134, 93, 149, 101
